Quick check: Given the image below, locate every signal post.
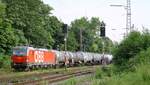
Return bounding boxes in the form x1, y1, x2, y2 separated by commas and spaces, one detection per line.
100, 21, 107, 68
62, 24, 68, 70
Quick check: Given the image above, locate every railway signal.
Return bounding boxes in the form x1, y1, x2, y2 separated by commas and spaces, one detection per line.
62, 24, 68, 34
62, 23, 68, 51
100, 21, 106, 37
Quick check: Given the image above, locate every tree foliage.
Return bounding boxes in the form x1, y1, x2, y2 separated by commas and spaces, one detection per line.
70, 17, 113, 52
2, 0, 54, 48
0, 2, 17, 54
132, 47, 150, 66
46, 16, 64, 50
113, 31, 150, 72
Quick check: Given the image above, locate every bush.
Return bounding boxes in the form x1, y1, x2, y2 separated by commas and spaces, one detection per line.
94, 66, 113, 79
92, 65, 150, 85
95, 68, 103, 79
127, 47, 150, 71
134, 47, 150, 65
0, 54, 11, 69
113, 31, 150, 72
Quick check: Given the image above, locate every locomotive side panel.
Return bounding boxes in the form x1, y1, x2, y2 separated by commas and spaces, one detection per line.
44, 51, 56, 65
27, 49, 56, 65
27, 49, 35, 63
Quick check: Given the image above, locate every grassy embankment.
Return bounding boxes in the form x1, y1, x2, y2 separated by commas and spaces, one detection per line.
60, 64, 150, 85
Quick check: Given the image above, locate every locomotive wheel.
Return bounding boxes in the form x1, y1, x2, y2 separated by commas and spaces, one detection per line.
25, 67, 30, 71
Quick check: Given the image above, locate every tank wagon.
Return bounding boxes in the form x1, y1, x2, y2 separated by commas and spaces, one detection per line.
11, 46, 112, 70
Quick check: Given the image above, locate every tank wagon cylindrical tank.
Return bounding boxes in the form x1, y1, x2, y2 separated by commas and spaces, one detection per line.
73, 52, 84, 64
83, 52, 93, 64
104, 54, 113, 64
93, 54, 102, 64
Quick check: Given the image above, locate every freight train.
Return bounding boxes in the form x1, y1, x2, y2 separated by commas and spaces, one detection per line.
11, 46, 112, 70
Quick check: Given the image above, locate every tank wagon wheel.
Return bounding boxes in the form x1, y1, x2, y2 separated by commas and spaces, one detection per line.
53, 64, 59, 69
31, 65, 35, 70
45, 65, 47, 68
47, 64, 52, 68
33, 65, 37, 70
39, 65, 43, 68
90, 61, 93, 66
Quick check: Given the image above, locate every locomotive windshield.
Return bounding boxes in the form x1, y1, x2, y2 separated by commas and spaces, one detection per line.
13, 47, 27, 56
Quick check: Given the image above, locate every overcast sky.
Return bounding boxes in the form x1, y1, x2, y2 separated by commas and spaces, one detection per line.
43, 0, 150, 42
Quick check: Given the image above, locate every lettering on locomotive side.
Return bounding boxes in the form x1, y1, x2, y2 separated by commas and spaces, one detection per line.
34, 51, 44, 63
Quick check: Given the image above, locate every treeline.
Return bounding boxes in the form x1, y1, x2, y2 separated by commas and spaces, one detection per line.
0, 0, 113, 55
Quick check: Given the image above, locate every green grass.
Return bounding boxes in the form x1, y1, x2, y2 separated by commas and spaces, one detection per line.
91, 64, 150, 85
60, 64, 150, 85
58, 73, 94, 85
62, 78, 77, 85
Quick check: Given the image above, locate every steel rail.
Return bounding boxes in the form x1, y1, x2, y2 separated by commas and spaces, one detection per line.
14, 70, 94, 85
0, 66, 96, 84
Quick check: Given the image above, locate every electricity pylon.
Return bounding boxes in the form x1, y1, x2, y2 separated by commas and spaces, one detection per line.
110, 0, 132, 35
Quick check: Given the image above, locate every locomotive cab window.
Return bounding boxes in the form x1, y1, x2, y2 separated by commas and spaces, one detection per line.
13, 47, 27, 56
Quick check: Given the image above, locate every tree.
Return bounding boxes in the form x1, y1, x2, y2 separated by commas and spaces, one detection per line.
67, 30, 78, 51
70, 17, 91, 51
0, 2, 17, 54
70, 17, 113, 52
44, 16, 64, 50
14, 29, 28, 46
113, 31, 150, 72
2, 0, 54, 48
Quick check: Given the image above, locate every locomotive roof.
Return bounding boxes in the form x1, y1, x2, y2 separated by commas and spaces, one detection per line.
14, 46, 52, 51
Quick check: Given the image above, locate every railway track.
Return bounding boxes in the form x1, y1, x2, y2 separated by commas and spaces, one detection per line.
0, 66, 97, 85
14, 70, 94, 85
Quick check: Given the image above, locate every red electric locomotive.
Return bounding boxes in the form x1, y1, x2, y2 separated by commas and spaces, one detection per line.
11, 46, 56, 70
